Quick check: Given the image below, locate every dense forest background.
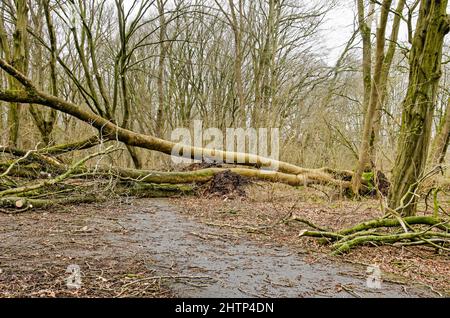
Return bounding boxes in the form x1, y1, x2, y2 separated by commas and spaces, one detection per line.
0, 0, 447, 169
0, 0, 449, 297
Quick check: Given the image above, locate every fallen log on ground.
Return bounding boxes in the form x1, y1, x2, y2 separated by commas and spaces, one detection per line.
104, 166, 353, 188
0, 182, 195, 213
41, 135, 105, 155
0, 155, 355, 192
297, 215, 450, 254
0, 146, 64, 169
0, 195, 99, 213
338, 216, 450, 235
125, 183, 195, 197
0, 146, 118, 198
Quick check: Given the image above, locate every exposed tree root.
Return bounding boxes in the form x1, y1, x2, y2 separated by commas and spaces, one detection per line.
104, 166, 353, 189
0, 58, 363, 183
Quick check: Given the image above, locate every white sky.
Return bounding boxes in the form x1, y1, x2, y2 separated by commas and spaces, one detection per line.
322, 1, 356, 64
121, 0, 449, 65
121, 0, 359, 65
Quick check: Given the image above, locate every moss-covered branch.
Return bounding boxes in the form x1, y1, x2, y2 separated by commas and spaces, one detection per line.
297, 215, 450, 254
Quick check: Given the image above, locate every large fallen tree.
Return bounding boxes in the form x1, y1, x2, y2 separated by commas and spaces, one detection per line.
0, 58, 355, 181
1, 57, 448, 253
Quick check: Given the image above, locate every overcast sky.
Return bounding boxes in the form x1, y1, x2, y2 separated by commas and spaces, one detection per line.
322, 1, 356, 64
120, 0, 449, 65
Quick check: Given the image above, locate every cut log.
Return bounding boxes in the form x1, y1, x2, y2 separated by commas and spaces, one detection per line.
15, 198, 25, 208
0, 195, 98, 213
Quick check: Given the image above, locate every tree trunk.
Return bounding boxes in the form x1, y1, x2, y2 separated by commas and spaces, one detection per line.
352, 0, 393, 194
228, 0, 245, 126
357, 0, 374, 114
370, 0, 407, 161
7, 0, 28, 147
388, 0, 450, 216
0, 56, 358, 178
429, 97, 450, 165
155, 0, 167, 137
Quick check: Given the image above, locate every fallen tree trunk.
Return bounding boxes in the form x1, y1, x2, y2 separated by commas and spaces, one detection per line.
0, 58, 353, 179
0, 145, 64, 169
40, 135, 104, 155
1, 150, 355, 190
338, 216, 450, 235
104, 166, 352, 188
0, 195, 98, 213
0, 183, 195, 213
0, 146, 117, 198
297, 215, 450, 254
0, 162, 42, 178
0, 159, 353, 196
125, 183, 195, 197
332, 231, 450, 255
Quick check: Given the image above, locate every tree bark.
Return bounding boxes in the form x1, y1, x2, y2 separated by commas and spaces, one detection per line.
370, 0, 407, 159
352, 0, 393, 194
388, 0, 450, 216
155, 0, 167, 137
7, 0, 28, 147
357, 0, 374, 114
429, 97, 450, 164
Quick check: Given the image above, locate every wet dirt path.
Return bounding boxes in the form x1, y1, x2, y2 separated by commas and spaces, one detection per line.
113, 199, 433, 297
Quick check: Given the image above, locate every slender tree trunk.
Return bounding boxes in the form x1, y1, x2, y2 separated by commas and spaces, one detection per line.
388, 0, 449, 216
0, 5, 10, 145
357, 0, 374, 114
29, 0, 57, 146
117, 0, 142, 169
352, 0, 393, 194
155, 0, 167, 137
370, 0, 407, 160
7, 0, 28, 147
429, 97, 450, 165
229, 0, 245, 126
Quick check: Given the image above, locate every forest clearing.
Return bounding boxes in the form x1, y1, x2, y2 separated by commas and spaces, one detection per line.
0, 0, 449, 300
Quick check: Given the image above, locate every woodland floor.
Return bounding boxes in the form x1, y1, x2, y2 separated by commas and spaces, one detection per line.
0, 183, 448, 297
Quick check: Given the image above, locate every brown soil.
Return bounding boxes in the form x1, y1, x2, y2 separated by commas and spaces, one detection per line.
202, 170, 249, 198
0, 200, 174, 298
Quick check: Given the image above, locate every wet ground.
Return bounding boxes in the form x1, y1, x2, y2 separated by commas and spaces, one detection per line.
115, 199, 433, 297
0, 198, 435, 297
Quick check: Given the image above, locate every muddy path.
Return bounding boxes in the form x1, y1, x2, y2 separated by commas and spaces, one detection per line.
112, 199, 433, 298
0, 198, 435, 297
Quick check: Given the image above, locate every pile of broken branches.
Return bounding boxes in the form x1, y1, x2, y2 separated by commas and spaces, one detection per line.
1, 137, 448, 257
296, 215, 450, 254
0, 135, 367, 213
